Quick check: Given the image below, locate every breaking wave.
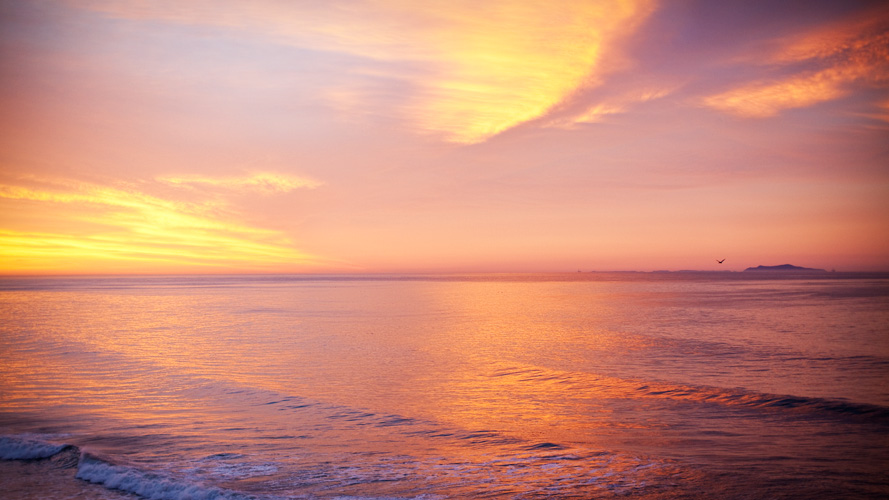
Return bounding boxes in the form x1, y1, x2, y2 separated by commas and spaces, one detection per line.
1, 435, 254, 500
0, 434, 70, 460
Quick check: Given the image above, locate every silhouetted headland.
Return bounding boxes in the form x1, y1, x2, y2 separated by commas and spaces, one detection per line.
743, 264, 827, 272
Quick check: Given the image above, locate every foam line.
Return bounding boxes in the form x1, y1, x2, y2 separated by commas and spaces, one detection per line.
76, 453, 254, 500
2, 435, 255, 500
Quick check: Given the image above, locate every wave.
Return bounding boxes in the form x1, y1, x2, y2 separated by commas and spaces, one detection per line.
76, 453, 254, 500
1, 434, 456, 500
1, 435, 255, 500
0, 434, 70, 460
633, 382, 889, 420
486, 363, 889, 422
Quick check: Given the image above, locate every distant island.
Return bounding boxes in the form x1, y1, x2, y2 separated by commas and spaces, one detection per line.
743, 264, 827, 272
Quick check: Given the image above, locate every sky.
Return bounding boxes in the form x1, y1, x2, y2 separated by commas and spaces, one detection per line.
1, 0, 887, 274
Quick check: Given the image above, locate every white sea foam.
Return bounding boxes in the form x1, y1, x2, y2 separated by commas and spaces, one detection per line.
0, 434, 68, 460
76, 453, 253, 500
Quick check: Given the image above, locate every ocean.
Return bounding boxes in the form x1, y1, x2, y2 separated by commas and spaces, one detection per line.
1, 272, 887, 499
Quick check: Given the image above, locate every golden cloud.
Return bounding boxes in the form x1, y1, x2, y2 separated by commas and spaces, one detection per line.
69, 0, 655, 143
402, 1, 656, 143
703, 70, 851, 118
0, 176, 322, 273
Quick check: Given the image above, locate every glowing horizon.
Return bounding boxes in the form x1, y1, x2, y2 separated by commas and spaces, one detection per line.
1, 1, 887, 274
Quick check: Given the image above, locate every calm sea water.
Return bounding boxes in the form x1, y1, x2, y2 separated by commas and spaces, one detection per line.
1, 272, 887, 499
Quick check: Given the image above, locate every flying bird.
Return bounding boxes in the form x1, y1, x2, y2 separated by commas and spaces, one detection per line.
717, 259, 725, 264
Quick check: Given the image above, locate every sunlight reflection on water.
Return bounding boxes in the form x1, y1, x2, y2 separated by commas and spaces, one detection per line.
1, 273, 887, 498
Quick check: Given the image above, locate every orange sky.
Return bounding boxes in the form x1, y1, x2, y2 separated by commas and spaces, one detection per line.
1, 0, 888, 274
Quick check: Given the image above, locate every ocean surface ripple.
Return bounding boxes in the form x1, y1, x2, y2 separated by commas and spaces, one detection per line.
2, 273, 887, 499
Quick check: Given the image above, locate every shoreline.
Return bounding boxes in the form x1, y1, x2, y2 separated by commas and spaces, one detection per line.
0, 449, 137, 500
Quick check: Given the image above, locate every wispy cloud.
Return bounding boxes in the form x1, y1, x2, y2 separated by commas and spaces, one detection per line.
69, 0, 656, 143
703, 6, 889, 117
549, 86, 674, 127
157, 172, 322, 194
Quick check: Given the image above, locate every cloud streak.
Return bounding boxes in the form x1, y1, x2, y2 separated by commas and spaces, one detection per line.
703, 6, 889, 117
158, 172, 322, 194
0, 175, 323, 273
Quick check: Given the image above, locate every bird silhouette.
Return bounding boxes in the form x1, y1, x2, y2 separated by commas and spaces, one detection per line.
717, 259, 725, 264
